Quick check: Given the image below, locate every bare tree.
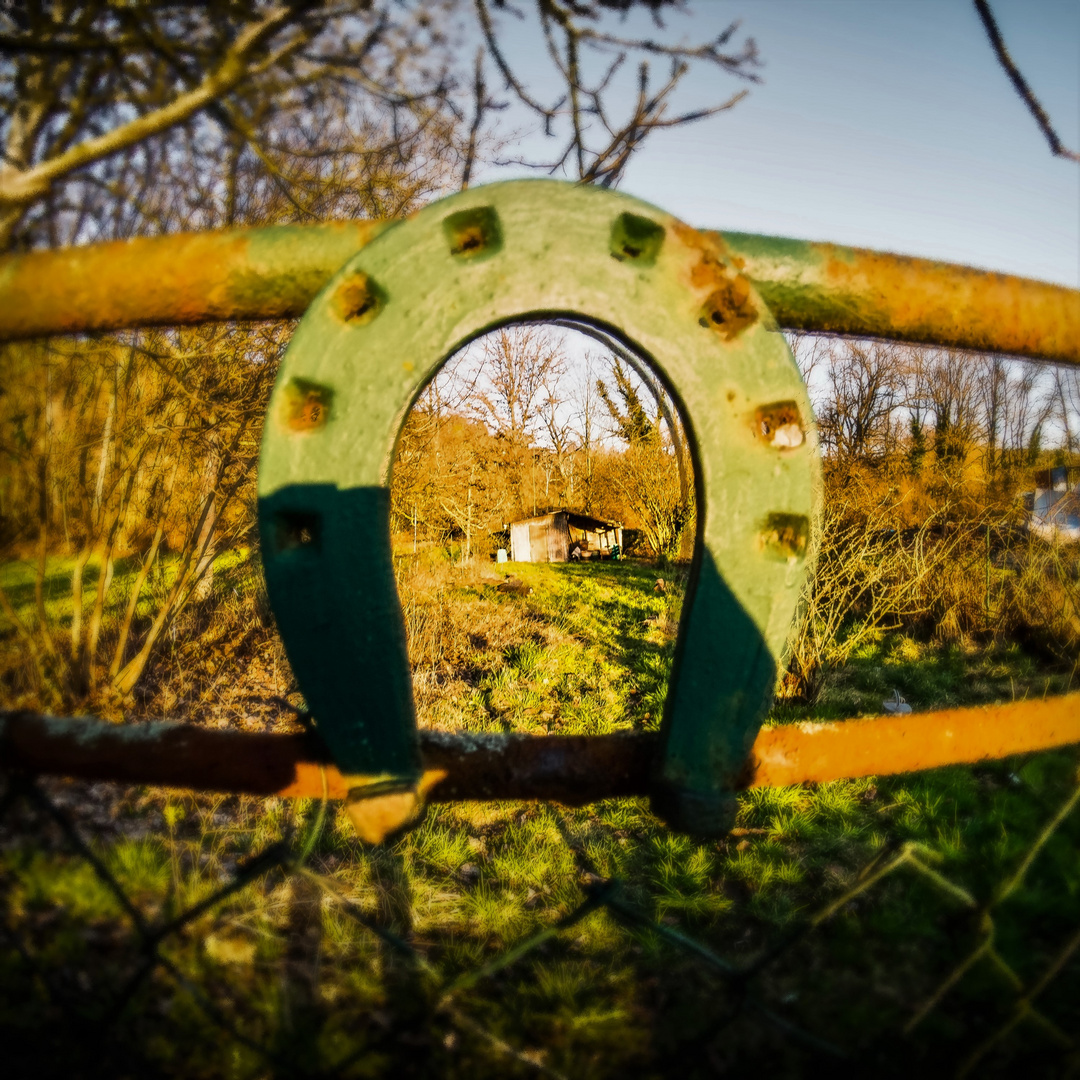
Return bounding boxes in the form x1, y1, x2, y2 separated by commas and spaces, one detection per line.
537, 366, 577, 507
978, 355, 1010, 480
918, 350, 981, 474
975, 356, 1055, 483
455, 326, 564, 517
572, 349, 604, 513
785, 332, 829, 411
1051, 368, 1080, 455
817, 341, 907, 465
472, 326, 565, 445
0, 3, 462, 247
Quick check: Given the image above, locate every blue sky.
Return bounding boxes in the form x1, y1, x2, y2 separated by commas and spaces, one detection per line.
473, 0, 1079, 287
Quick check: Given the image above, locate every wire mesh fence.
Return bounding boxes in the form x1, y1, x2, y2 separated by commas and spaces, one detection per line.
2, 752, 1078, 1079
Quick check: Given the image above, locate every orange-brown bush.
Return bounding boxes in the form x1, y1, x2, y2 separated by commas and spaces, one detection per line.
781, 458, 1080, 703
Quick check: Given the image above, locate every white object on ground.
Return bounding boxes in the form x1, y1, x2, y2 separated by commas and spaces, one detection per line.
883, 689, 912, 715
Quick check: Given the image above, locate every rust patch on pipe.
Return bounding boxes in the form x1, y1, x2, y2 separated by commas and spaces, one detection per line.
0, 712, 659, 805
719, 231, 1080, 365
819, 245, 1055, 357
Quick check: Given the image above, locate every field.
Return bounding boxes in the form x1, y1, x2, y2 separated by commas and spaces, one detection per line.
2, 552, 1079, 1078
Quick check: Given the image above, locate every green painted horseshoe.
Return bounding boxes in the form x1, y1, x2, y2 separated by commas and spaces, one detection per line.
258, 180, 821, 838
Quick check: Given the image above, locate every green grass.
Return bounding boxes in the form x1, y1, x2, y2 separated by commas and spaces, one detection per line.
0, 548, 268, 715
430, 560, 678, 736
0, 547, 256, 634
2, 556, 1079, 1077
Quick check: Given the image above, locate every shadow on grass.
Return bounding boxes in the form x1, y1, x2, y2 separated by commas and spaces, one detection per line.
544, 560, 678, 706
0, 549, 258, 638
0, 557, 100, 614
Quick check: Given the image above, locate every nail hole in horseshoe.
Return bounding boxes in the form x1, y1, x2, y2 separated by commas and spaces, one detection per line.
444, 206, 503, 259
754, 401, 804, 449
275, 510, 322, 554
698, 279, 757, 340
334, 272, 385, 325
760, 513, 809, 561
610, 213, 666, 266
282, 378, 334, 433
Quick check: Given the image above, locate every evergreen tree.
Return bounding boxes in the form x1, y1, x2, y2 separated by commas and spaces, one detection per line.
596, 360, 656, 445
1027, 424, 1043, 467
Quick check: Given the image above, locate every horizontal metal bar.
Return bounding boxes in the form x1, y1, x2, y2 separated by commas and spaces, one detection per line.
3, 694, 1077, 803
721, 232, 1079, 365
0, 221, 391, 343
0, 222, 1075, 364
748, 693, 1080, 787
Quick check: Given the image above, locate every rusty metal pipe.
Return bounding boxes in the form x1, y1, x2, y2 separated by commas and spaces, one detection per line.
720, 232, 1080, 366
0, 221, 392, 342
0, 223, 1076, 365
746, 694, 1080, 788
3, 696, 1077, 804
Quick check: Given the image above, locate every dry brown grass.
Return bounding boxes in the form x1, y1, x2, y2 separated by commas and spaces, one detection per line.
394, 548, 565, 730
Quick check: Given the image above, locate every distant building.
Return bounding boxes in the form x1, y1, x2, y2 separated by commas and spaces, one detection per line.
1026, 466, 1080, 541
508, 510, 623, 563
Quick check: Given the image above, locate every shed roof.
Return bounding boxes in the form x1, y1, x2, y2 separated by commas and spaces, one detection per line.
509, 509, 622, 530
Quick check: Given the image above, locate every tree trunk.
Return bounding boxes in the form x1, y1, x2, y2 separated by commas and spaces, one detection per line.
34, 455, 56, 658
192, 438, 221, 602
109, 520, 165, 680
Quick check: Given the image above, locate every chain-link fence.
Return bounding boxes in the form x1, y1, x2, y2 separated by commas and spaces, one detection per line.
3, 754, 1078, 1079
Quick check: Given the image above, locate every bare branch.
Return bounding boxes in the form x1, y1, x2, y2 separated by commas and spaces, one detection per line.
0, 6, 305, 211
973, 0, 1080, 164
576, 21, 762, 82
475, 0, 559, 122
461, 47, 495, 189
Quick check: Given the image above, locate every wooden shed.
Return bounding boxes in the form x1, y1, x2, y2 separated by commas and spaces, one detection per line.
508, 511, 624, 563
